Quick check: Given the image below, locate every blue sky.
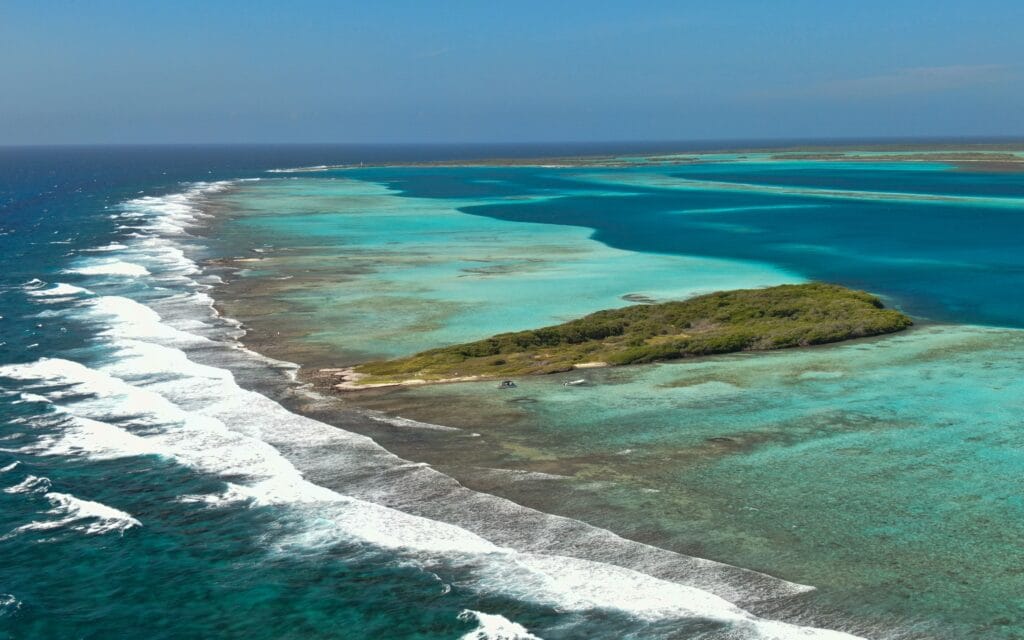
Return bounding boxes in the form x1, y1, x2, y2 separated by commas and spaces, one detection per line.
1, 0, 1022, 144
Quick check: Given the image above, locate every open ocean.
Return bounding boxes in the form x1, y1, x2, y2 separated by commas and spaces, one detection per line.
1, 144, 1023, 640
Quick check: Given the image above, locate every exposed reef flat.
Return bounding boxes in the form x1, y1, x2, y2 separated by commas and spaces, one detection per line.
339, 283, 912, 389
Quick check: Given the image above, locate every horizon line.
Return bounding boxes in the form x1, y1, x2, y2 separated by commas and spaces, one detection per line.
3, 134, 1024, 150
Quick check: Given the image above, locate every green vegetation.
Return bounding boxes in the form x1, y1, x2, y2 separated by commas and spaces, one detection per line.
352, 283, 912, 385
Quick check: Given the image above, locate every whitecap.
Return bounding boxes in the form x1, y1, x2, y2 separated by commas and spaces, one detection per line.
85, 242, 129, 252
10, 492, 140, 537
28, 415, 174, 461
3, 475, 51, 494
0, 594, 22, 616
458, 610, 542, 640
176, 483, 253, 507
16, 393, 50, 404
26, 283, 91, 298
64, 260, 150, 277
47, 492, 141, 535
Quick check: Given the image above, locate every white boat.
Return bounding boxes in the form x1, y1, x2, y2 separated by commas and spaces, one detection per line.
563, 379, 586, 386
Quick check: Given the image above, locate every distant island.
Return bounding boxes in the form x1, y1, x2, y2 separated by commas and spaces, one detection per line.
271, 144, 1024, 174
335, 283, 912, 389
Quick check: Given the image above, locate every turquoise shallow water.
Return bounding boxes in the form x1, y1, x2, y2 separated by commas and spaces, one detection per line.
203, 158, 1024, 638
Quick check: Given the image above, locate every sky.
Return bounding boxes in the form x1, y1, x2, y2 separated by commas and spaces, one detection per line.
1, 0, 1023, 144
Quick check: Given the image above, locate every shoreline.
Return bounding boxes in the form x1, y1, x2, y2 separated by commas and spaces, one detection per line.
345, 283, 913, 388
321, 361, 612, 392
309, 325, 928, 394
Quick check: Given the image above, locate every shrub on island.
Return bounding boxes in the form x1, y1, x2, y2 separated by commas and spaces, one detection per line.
351, 283, 912, 385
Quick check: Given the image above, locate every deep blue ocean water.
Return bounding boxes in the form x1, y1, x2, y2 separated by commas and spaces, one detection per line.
2, 145, 1022, 640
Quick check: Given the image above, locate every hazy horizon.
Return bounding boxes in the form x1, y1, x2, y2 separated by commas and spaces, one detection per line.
4, 135, 1024, 151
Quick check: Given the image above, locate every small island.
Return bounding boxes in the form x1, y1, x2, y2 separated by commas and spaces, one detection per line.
340, 283, 912, 388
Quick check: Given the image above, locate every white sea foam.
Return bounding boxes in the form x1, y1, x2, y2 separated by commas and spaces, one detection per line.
0, 594, 22, 616
503, 554, 859, 636
118, 181, 232, 237
64, 260, 150, 277
86, 242, 129, 252
25, 283, 91, 298
16, 392, 51, 404
5, 491, 140, 537
84, 296, 203, 344
177, 482, 253, 507
458, 610, 543, 640
36, 492, 140, 535
32, 415, 174, 461
3, 475, 52, 494
0, 461, 21, 473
